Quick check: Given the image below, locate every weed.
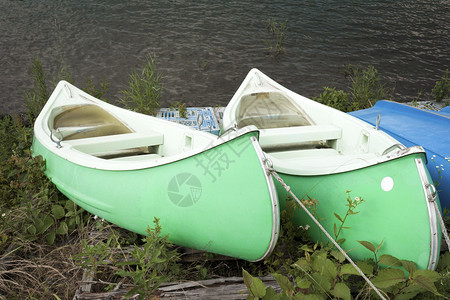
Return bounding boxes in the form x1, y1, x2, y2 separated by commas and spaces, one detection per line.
432, 69, 449, 102
83, 77, 110, 101
120, 56, 162, 116
244, 239, 445, 299
266, 17, 288, 57
0, 153, 89, 245
314, 65, 389, 112
333, 191, 365, 243
411, 89, 423, 107
313, 87, 350, 112
24, 58, 51, 122
170, 100, 188, 119
115, 218, 181, 298
345, 64, 389, 110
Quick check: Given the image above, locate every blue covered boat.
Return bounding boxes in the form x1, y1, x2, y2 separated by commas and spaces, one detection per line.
350, 100, 450, 211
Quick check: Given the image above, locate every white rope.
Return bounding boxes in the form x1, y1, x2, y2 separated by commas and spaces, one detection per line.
268, 168, 387, 300
433, 202, 450, 251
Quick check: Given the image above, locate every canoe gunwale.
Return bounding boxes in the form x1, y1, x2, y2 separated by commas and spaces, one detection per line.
267, 145, 426, 177
269, 145, 426, 178
33, 125, 260, 171
249, 136, 280, 261
415, 158, 440, 270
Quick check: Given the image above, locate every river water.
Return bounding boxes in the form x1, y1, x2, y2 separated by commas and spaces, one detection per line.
1, 0, 449, 115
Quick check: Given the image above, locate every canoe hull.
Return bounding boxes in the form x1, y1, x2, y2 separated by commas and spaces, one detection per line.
275, 152, 441, 270
32, 130, 279, 261
350, 100, 450, 210
221, 69, 442, 269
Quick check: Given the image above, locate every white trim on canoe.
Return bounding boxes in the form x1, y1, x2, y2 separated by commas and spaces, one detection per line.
250, 136, 280, 261
415, 158, 440, 270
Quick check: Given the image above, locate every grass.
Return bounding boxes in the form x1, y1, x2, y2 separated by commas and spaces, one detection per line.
266, 17, 288, 57
120, 55, 162, 116
0, 58, 449, 299
432, 69, 449, 102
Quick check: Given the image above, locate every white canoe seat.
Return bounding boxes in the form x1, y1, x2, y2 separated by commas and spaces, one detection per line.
259, 124, 342, 150
65, 131, 164, 155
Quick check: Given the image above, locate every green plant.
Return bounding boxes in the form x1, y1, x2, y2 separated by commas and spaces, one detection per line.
333, 191, 365, 243
358, 241, 444, 299
410, 89, 423, 107
266, 17, 288, 57
0, 114, 33, 161
313, 87, 350, 112
244, 242, 445, 299
345, 64, 388, 111
170, 100, 187, 119
431, 154, 449, 188
115, 218, 180, 298
83, 77, 110, 101
24, 58, 51, 122
432, 69, 449, 102
0, 154, 88, 245
120, 56, 162, 116
72, 238, 113, 279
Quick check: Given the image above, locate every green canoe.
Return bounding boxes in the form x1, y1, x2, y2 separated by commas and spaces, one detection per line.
32, 81, 280, 261
221, 69, 442, 269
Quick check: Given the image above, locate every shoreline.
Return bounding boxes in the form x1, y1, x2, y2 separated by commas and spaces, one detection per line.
403, 100, 449, 111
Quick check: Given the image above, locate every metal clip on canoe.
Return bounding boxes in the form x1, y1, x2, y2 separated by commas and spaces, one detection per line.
376, 113, 381, 130
426, 183, 437, 202
50, 129, 63, 148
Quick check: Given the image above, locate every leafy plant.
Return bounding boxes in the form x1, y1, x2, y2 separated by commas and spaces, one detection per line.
333, 191, 365, 243
0, 114, 33, 161
314, 65, 389, 112
120, 56, 162, 116
432, 69, 449, 102
313, 87, 350, 112
358, 241, 444, 299
0, 153, 88, 245
72, 238, 113, 279
244, 242, 444, 300
115, 218, 181, 298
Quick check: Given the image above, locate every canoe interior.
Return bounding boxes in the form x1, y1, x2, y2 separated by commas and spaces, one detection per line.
229, 86, 403, 175
35, 82, 225, 170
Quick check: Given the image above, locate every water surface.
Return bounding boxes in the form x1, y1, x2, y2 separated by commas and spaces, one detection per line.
1, 0, 448, 114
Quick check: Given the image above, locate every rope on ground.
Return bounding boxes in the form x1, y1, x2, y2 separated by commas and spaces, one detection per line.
267, 166, 387, 300
433, 201, 450, 251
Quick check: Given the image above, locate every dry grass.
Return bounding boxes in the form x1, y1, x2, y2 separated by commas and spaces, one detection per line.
0, 240, 84, 299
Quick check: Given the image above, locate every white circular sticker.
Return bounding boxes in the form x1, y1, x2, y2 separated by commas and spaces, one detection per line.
381, 177, 394, 192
